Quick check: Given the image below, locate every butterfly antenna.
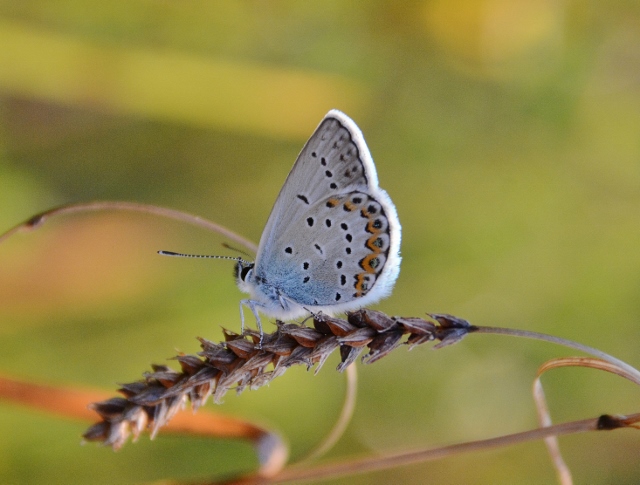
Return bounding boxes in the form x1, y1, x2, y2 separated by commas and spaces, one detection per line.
157, 250, 248, 264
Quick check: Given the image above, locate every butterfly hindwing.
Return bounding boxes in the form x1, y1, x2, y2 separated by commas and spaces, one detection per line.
258, 190, 394, 306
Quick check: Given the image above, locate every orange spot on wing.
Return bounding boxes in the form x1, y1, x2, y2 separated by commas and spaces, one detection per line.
343, 201, 356, 212
366, 219, 381, 234
354, 273, 369, 296
366, 235, 383, 252
359, 254, 380, 274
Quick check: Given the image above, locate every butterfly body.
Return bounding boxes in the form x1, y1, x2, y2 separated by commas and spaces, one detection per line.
236, 110, 401, 326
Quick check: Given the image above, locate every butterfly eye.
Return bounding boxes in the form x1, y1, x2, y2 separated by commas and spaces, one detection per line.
235, 262, 253, 282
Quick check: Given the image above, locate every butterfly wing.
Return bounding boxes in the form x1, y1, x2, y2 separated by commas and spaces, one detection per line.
258, 110, 376, 244
252, 110, 401, 317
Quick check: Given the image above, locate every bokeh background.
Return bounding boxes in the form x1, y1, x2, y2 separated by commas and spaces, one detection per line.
1, 1, 639, 484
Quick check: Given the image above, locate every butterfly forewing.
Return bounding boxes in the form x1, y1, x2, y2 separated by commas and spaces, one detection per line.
256, 112, 377, 258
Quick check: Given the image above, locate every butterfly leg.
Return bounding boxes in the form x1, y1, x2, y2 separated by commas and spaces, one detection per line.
239, 299, 266, 347
300, 307, 316, 326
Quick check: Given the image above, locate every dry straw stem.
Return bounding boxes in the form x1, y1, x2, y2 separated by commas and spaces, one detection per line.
533, 356, 640, 485
81, 310, 640, 485
3, 203, 640, 482
212, 414, 640, 485
0, 201, 258, 253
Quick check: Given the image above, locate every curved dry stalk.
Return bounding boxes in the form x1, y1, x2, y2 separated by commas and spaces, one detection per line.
477, 326, 640, 485
537, 356, 640, 384
475, 326, 640, 384
295, 363, 358, 463
0, 374, 109, 422
0, 200, 258, 253
534, 361, 575, 485
533, 356, 640, 485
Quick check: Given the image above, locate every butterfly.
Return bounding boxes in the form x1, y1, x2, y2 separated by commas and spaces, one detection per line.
234, 109, 401, 337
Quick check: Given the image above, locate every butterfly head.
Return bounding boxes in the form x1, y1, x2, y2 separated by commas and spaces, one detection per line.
234, 259, 256, 293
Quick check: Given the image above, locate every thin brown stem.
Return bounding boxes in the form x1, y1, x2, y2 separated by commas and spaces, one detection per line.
0, 200, 258, 253
475, 326, 640, 384
213, 413, 640, 485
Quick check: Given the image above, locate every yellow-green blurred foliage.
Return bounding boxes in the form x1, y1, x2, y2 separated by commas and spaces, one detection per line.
0, 1, 639, 484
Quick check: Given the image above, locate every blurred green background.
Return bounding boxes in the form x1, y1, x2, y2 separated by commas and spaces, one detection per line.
1, 1, 639, 484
